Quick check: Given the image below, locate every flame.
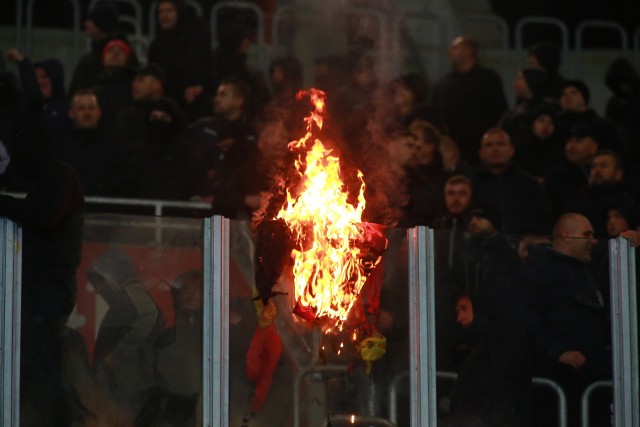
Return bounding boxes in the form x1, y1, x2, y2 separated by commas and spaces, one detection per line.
277, 89, 376, 330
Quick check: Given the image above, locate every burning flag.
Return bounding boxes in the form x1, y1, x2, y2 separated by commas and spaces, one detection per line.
276, 89, 387, 331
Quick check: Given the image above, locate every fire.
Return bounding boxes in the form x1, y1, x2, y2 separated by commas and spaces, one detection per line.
276, 89, 378, 330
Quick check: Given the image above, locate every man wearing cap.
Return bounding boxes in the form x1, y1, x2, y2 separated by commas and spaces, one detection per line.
115, 64, 167, 150
472, 128, 552, 234
544, 124, 600, 217
556, 79, 626, 155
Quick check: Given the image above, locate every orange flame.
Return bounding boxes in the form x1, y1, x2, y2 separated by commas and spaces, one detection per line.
277, 89, 375, 330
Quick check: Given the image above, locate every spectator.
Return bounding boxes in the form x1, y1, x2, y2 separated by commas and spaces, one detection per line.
86, 247, 165, 426
126, 97, 207, 201
432, 174, 473, 232
544, 124, 599, 217
499, 67, 549, 146
69, 2, 134, 95
5, 49, 71, 133
472, 128, 552, 234
139, 270, 203, 426
189, 78, 264, 218
0, 114, 84, 427
407, 120, 446, 189
432, 37, 508, 165
513, 105, 563, 182
604, 57, 640, 188
388, 126, 442, 227
211, 19, 270, 116
439, 135, 474, 179
565, 149, 634, 238
527, 42, 566, 100
508, 213, 612, 427
446, 293, 532, 427
115, 64, 167, 151
556, 79, 626, 155
94, 38, 136, 128
147, 0, 214, 122
57, 89, 120, 197
390, 73, 430, 125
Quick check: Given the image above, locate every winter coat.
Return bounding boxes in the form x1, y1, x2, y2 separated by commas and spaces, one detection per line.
0, 114, 84, 317
472, 164, 553, 233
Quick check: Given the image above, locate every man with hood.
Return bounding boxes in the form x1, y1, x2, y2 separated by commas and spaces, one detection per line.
5, 48, 71, 134
86, 246, 164, 425
147, 0, 215, 121
0, 114, 85, 426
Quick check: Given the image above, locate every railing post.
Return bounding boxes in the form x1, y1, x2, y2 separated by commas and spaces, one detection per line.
609, 237, 639, 427
0, 218, 22, 427
203, 216, 230, 427
408, 226, 436, 426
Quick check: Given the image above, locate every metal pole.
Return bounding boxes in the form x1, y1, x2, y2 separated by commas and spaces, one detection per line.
0, 218, 22, 427
203, 216, 230, 427
609, 237, 640, 427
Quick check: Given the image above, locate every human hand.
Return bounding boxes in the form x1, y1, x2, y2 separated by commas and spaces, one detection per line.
558, 350, 586, 369
6, 48, 25, 63
184, 85, 204, 104
619, 230, 640, 247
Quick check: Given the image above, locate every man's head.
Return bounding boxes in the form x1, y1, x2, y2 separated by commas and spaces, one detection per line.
467, 205, 500, 235
408, 121, 440, 167
132, 64, 166, 101
552, 213, 597, 262
514, 68, 546, 100
213, 78, 250, 120
101, 38, 132, 70
606, 209, 631, 238
479, 128, 514, 171
560, 80, 590, 112
530, 108, 556, 140
69, 89, 102, 129
455, 294, 474, 327
564, 125, 599, 166
590, 150, 623, 185
448, 36, 478, 72
85, 3, 118, 40
157, 0, 180, 31
444, 175, 472, 216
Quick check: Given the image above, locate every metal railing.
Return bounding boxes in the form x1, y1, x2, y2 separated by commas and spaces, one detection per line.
25, 0, 81, 64
580, 380, 612, 427
320, 415, 395, 426
393, 9, 446, 79
575, 20, 629, 78
293, 364, 349, 427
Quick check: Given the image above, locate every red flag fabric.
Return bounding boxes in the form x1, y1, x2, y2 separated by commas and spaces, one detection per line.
246, 322, 282, 412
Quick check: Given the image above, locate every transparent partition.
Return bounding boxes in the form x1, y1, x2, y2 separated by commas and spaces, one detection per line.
42, 213, 204, 427
431, 228, 617, 427
226, 220, 412, 426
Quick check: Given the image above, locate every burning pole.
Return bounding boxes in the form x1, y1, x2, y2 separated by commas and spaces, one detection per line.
250, 89, 388, 423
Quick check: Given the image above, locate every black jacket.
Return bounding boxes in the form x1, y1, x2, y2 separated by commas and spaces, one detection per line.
0, 114, 84, 317
472, 164, 552, 233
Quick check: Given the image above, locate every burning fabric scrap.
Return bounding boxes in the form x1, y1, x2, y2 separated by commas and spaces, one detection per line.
246, 88, 388, 417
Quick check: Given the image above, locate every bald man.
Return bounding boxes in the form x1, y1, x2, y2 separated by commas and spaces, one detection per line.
432, 37, 508, 165
508, 213, 610, 426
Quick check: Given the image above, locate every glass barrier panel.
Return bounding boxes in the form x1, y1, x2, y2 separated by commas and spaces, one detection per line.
21, 213, 205, 426
228, 220, 410, 426
431, 228, 613, 427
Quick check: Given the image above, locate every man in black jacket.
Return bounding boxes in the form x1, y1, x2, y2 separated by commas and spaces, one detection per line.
0, 114, 85, 426
472, 128, 552, 234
